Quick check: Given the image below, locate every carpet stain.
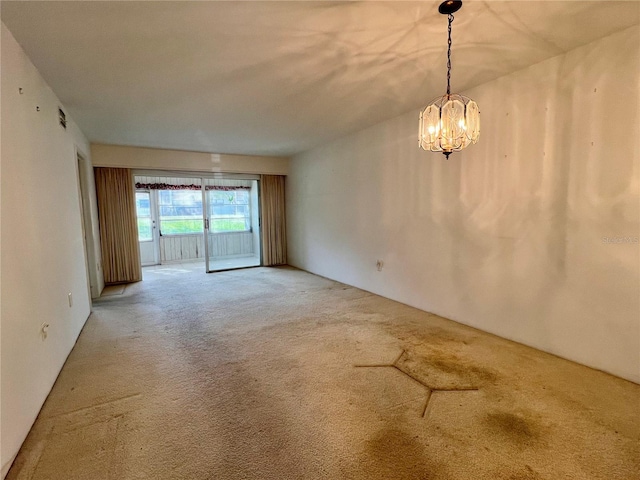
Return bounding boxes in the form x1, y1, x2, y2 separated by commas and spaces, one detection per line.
383, 323, 476, 347
356, 350, 480, 422
494, 464, 541, 480
427, 357, 499, 384
484, 411, 544, 448
398, 350, 499, 388
364, 428, 442, 479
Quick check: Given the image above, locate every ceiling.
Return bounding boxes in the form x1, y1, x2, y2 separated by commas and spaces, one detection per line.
2, 1, 639, 157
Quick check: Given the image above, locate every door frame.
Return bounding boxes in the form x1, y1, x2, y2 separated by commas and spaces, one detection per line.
76, 152, 93, 303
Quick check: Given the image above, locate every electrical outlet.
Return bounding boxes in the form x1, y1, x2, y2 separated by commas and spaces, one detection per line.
376, 260, 384, 271
68, 292, 73, 307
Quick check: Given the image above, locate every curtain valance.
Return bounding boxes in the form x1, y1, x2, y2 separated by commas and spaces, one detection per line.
135, 182, 250, 191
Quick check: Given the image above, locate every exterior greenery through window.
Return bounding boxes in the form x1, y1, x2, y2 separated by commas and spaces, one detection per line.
135, 188, 251, 239
209, 190, 251, 233
135, 192, 153, 241
158, 190, 203, 235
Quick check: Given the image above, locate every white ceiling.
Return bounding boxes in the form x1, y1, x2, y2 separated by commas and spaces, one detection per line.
2, 1, 639, 157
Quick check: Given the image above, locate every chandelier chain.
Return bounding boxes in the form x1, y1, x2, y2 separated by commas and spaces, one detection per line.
446, 13, 453, 95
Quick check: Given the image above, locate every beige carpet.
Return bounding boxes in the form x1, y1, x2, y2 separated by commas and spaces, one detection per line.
7, 264, 640, 479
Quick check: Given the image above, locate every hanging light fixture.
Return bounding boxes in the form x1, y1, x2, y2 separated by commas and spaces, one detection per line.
419, 0, 479, 159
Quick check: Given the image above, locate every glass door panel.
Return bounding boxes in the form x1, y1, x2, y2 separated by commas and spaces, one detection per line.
135, 175, 204, 266
204, 178, 261, 272
136, 190, 159, 266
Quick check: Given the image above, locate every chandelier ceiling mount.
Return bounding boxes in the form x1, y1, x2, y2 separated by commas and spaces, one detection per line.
438, 0, 462, 15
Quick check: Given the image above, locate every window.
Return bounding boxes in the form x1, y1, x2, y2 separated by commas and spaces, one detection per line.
209, 189, 251, 233
158, 190, 203, 235
135, 191, 153, 241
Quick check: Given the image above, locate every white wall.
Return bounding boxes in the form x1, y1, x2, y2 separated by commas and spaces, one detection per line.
1, 24, 99, 477
287, 27, 640, 383
92, 143, 289, 176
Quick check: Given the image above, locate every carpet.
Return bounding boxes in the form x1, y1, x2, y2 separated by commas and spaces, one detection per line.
7, 264, 640, 479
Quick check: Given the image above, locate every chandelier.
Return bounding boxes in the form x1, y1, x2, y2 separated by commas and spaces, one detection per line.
419, 0, 480, 159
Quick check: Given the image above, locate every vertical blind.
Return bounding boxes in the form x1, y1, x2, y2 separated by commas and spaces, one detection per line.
95, 167, 142, 284
260, 175, 287, 266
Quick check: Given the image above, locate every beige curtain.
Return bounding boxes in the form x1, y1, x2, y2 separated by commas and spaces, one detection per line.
260, 175, 287, 266
95, 167, 142, 284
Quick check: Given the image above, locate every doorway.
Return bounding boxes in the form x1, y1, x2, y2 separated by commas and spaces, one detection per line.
133, 174, 261, 272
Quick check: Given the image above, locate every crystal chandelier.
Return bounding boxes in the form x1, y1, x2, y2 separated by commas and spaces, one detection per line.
419, 0, 480, 159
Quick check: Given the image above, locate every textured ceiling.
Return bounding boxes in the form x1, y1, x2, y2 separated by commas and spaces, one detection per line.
2, 1, 639, 157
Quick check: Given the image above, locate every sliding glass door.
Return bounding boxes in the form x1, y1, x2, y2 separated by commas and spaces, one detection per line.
134, 173, 261, 273
204, 178, 261, 272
